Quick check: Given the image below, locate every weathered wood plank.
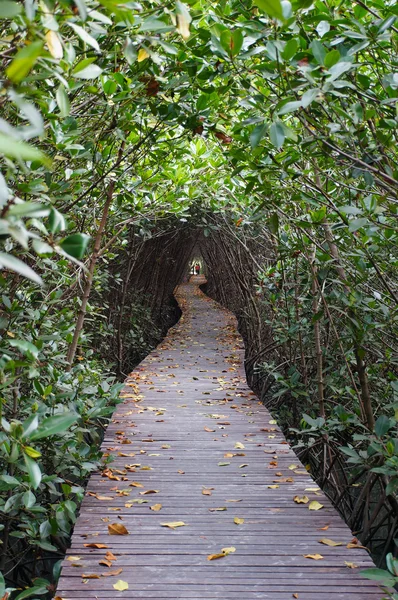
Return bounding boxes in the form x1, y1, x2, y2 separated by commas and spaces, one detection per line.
56, 279, 382, 599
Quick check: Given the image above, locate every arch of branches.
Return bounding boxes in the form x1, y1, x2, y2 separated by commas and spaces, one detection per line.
0, 0, 397, 596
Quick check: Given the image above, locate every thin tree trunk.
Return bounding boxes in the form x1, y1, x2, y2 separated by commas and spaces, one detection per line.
323, 220, 374, 429
67, 142, 125, 368
310, 246, 325, 417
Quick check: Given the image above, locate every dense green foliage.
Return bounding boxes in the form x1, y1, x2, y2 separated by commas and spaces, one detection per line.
0, 0, 397, 596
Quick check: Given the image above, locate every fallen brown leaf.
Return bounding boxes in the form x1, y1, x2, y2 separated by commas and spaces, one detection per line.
108, 523, 129, 535
101, 568, 123, 577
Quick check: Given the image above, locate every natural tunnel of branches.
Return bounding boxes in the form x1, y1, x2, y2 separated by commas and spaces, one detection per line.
79, 214, 398, 566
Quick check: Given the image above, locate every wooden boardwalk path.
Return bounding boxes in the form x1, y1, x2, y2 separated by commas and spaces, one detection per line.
57, 279, 382, 600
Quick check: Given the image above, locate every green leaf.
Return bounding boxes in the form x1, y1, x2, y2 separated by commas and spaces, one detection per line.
348, 218, 368, 232
339, 205, 362, 215
281, 38, 298, 60
301, 88, 319, 108
0, 572, 5, 599
316, 20, 330, 38
9, 339, 39, 358
14, 585, 48, 600
0, 474, 20, 486
56, 86, 70, 117
30, 413, 78, 441
0, 1, 22, 18
268, 212, 279, 234
139, 17, 172, 32
0, 252, 43, 285
374, 415, 394, 438
48, 208, 66, 233
310, 40, 326, 65
324, 49, 340, 68
254, 0, 284, 20
0, 134, 48, 164
250, 123, 268, 148
310, 206, 326, 223
23, 490, 36, 508
278, 100, 302, 115
360, 568, 396, 586
220, 29, 243, 57
269, 122, 285, 148
60, 233, 90, 259
73, 62, 102, 79
32, 240, 53, 256
24, 454, 41, 489
8, 202, 49, 217
68, 23, 100, 52
6, 41, 43, 83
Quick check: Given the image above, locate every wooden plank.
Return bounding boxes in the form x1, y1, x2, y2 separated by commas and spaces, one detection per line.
56, 279, 382, 599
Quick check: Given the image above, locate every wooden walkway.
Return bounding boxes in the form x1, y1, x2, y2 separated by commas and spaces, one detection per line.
57, 279, 382, 600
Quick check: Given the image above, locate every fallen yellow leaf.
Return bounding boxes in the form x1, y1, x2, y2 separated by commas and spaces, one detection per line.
268, 485, 279, 489
161, 521, 186, 529
319, 538, 343, 547
207, 552, 226, 561
139, 489, 159, 495
221, 546, 236, 555
235, 442, 245, 449
150, 504, 162, 511
207, 546, 236, 560
234, 517, 244, 525
289, 464, 299, 470
304, 554, 324, 560
347, 541, 367, 549
345, 561, 358, 568
95, 495, 114, 500
113, 579, 129, 591
309, 501, 324, 511
293, 495, 309, 504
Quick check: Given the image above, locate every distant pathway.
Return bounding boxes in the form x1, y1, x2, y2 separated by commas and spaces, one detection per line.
57, 278, 381, 599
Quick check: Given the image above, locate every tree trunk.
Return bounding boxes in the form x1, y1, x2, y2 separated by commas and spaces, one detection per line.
66, 142, 125, 368
323, 220, 374, 430
310, 246, 325, 417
